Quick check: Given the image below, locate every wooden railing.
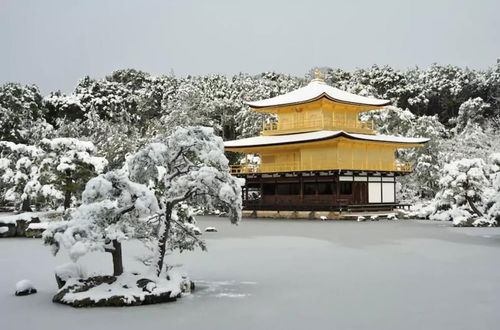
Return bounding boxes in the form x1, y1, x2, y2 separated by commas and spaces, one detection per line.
262, 119, 374, 135
230, 160, 412, 175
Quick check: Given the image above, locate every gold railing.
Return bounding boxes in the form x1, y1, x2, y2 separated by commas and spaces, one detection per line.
262, 119, 374, 135
262, 122, 278, 131
230, 160, 412, 175
229, 164, 260, 174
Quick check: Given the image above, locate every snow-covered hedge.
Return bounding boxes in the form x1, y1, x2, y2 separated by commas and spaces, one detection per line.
427, 154, 500, 226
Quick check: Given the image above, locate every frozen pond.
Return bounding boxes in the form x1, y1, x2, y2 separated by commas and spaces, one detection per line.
1, 217, 500, 330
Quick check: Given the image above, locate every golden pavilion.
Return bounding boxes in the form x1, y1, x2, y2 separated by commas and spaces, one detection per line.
224, 71, 429, 211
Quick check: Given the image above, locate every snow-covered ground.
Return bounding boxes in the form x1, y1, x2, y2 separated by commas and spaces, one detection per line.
1, 216, 500, 330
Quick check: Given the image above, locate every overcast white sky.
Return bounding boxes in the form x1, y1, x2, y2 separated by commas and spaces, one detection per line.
1, 0, 499, 93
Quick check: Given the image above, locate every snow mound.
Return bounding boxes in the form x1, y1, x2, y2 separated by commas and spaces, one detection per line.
0, 211, 58, 225
387, 214, 397, 220
55, 263, 87, 283
15, 280, 37, 296
27, 222, 50, 230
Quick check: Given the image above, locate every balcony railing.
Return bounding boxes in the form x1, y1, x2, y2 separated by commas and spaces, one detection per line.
230, 160, 412, 175
262, 119, 375, 135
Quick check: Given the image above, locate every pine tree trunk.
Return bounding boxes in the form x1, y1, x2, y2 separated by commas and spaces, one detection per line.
64, 170, 72, 210
111, 240, 124, 276
63, 190, 71, 210
466, 196, 483, 217
21, 196, 32, 212
156, 205, 172, 276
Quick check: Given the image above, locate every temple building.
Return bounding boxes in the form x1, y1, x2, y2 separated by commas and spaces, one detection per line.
224, 72, 429, 212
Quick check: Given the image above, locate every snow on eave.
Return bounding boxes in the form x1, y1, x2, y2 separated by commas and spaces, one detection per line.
246, 81, 391, 109
224, 131, 429, 149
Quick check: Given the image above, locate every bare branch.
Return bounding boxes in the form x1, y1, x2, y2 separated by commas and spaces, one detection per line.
171, 147, 184, 164
170, 189, 196, 205
169, 217, 207, 251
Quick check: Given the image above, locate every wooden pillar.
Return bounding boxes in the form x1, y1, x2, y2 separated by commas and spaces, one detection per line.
259, 178, 264, 207
299, 175, 304, 204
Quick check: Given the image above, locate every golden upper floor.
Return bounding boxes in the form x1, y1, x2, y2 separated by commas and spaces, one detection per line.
247, 74, 390, 136
260, 98, 376, 135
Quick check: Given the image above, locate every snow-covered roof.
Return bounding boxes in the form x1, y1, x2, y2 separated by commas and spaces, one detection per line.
224, 131, 429, 149
247, 80, 391, 109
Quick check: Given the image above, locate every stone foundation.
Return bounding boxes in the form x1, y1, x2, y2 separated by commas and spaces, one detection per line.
242, 210, 404, 220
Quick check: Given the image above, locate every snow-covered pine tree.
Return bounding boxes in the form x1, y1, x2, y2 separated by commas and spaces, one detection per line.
127, 126, 242, 275
43, 170, 159, 275
39, 138, 108, 209
0, 83, 52, 145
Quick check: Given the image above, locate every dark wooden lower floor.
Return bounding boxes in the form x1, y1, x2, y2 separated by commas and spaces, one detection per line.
239, 170, 404, 212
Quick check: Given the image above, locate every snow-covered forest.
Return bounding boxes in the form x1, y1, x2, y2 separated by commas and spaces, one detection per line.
1, 62, 500, 226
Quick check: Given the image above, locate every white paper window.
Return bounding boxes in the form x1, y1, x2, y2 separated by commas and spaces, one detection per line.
368, 182, 382, 203
382, 182, 395, 203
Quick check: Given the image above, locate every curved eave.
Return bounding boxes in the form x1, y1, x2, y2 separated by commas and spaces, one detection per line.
247, 94, 391, 111
224, 131, 429, 152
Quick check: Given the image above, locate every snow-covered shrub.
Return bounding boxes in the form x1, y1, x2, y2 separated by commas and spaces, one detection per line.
483, 153, 500, 226
0, 141, 44, 211
431, 158, 491, 226
453, 97, 491, 133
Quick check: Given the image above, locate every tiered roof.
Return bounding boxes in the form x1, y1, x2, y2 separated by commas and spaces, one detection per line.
225, 130, 429, 150
247, 79, 390, 109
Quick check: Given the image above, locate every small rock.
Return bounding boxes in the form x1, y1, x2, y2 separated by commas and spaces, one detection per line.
180, 280, 195, 293
145, 282, 157, 293
137, 278, 155, 290
15, 219, 30, 237
25, 221, 48, 238
204, 227, 217, 232
15, 280, 37, 296
0, 224, 17, 237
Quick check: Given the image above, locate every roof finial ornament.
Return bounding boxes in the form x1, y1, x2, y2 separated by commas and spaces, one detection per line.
312, 69, 325, 83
